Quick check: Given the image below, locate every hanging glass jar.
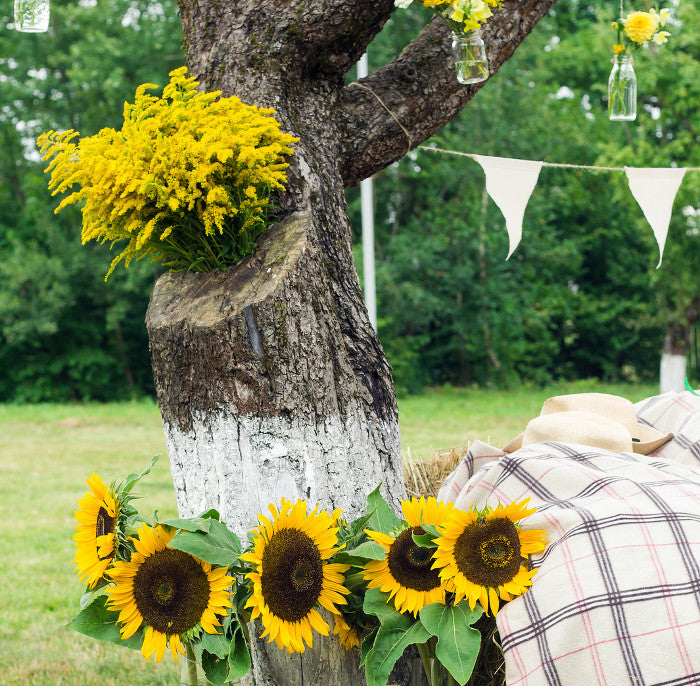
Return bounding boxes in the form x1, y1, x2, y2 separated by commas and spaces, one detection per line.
14, 0, 50, 32
608, 54, 637, 121
451, 30, 489, 85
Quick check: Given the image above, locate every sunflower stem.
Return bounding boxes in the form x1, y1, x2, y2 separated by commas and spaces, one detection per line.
417, 641, 441, 686
185, 640, 200, 686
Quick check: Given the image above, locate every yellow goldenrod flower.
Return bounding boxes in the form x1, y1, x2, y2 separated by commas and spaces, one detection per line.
38, 67, 297, 278
613, 44, 626, 54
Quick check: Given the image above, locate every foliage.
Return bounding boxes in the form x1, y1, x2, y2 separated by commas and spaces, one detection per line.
68, 468, 547, 686
348, 0, 698, 393
0, 0, 184, 401
39, 67, 297, 277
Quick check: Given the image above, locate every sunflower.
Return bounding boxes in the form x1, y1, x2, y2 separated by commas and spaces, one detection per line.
433, 499, 548, 615
240, 499, 351, 654
106, 523, 234, 662
333, 613, 360, 650
73, 473, 119, 588
363, 496, 454, 616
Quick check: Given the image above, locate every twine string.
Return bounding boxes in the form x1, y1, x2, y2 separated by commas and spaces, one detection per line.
348, 80, 413, 153
417, 145, 700, 172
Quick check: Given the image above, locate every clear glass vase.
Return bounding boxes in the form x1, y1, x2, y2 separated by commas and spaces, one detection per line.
451, 30, 489, 85
608, 54, 637, 121
14, 0, 50, 32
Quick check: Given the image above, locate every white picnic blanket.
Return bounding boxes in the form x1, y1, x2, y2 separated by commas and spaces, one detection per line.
437, 391, 700, 686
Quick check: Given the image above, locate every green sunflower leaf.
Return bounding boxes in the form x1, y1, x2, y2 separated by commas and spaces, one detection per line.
412, 530, 437, 548
363, 587, 404, 622
344, 540, 387, 561
160, 517, 210, 532
169, 519, 242, 566
199, 627, 231, 659
365, 484, 402, 535
117, 455, 159, 495
418, 601, 484, 685
67, 594, 144, 650
200, 649, 230, 685
359, 626, 378, 666
338, 511, 374, 547
228, 624, 251, 680
362, 613, 431, 686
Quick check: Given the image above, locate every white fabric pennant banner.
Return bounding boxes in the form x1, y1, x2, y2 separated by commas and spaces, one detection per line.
473, 155, 544, 258
624, 166, 686, 267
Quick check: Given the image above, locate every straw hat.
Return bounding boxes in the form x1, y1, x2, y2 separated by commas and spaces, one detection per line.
503, 393, 673, 455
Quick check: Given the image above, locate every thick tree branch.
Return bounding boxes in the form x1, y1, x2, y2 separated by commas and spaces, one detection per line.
337, 0, 559, 187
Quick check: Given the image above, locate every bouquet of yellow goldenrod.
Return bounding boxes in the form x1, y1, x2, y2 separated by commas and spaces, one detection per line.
38, 68, 297, 278
70, 462, 547, 686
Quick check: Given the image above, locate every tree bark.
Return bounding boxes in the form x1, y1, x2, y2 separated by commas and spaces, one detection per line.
146, 1, 560, 684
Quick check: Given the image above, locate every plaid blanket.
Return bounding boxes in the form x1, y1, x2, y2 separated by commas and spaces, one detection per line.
437, 391, 700, 686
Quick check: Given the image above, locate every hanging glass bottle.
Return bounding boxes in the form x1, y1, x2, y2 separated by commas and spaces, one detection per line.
451, 30, 489, 85
608, 54, 637, 121
14, 0, 50, 32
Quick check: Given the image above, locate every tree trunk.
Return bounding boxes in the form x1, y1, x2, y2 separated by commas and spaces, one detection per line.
147, 1, 560, 683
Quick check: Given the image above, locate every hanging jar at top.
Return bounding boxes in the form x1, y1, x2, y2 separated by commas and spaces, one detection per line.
451, 30, 489, 85
14, 0, 50, 31
608, 53, 637, 121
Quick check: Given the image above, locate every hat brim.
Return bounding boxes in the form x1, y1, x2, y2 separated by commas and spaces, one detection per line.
504, 429, 673, 455
630, 428, 674, 455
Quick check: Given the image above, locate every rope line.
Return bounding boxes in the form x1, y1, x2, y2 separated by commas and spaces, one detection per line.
417, 145, 700, 172
348, 81, 413, 152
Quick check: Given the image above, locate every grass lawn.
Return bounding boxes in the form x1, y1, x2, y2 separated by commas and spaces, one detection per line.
0, 381, 658, 685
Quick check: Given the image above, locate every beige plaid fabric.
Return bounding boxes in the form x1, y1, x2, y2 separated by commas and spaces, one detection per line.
437, 391, 700, 686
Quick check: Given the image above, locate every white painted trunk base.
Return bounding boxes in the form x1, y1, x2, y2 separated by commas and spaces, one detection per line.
163, 409, 405, 539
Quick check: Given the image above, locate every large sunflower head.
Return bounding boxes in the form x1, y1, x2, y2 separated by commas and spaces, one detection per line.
73, 473, 120, 588
432, 498, 548, 615
240, 498, 351, 654
362, 496, 454, 616
105, 523, 234, 662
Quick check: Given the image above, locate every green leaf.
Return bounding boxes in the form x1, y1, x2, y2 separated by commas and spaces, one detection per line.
228, 625, 251, 680
365, 484, 402, 535
359, 626, 378, 667
169, 519, 242, 566
345, 540, 387, 561
118, 455, 158, 495
67, 595, 143, 650
412, 530, 437, 548
161, 517, 209, 532
201, 649, 230, 685
363, 587, 404, 623
363, 614, 431, 686
199, 628, 230, 659
419, 601, 484, 685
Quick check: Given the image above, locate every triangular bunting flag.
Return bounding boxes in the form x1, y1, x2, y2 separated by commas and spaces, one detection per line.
624, 166, 686, 267
473, 155, 544, 258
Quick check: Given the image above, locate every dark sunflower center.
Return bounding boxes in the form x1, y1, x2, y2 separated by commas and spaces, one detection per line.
453, 517, 522, 587
260, 527, 324, 623
132, 548, 211, 635
95, 507, 116, 560
386, 527, 441, 592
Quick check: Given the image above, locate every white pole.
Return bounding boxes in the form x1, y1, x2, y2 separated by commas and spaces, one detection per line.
358, 53, 377, 332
